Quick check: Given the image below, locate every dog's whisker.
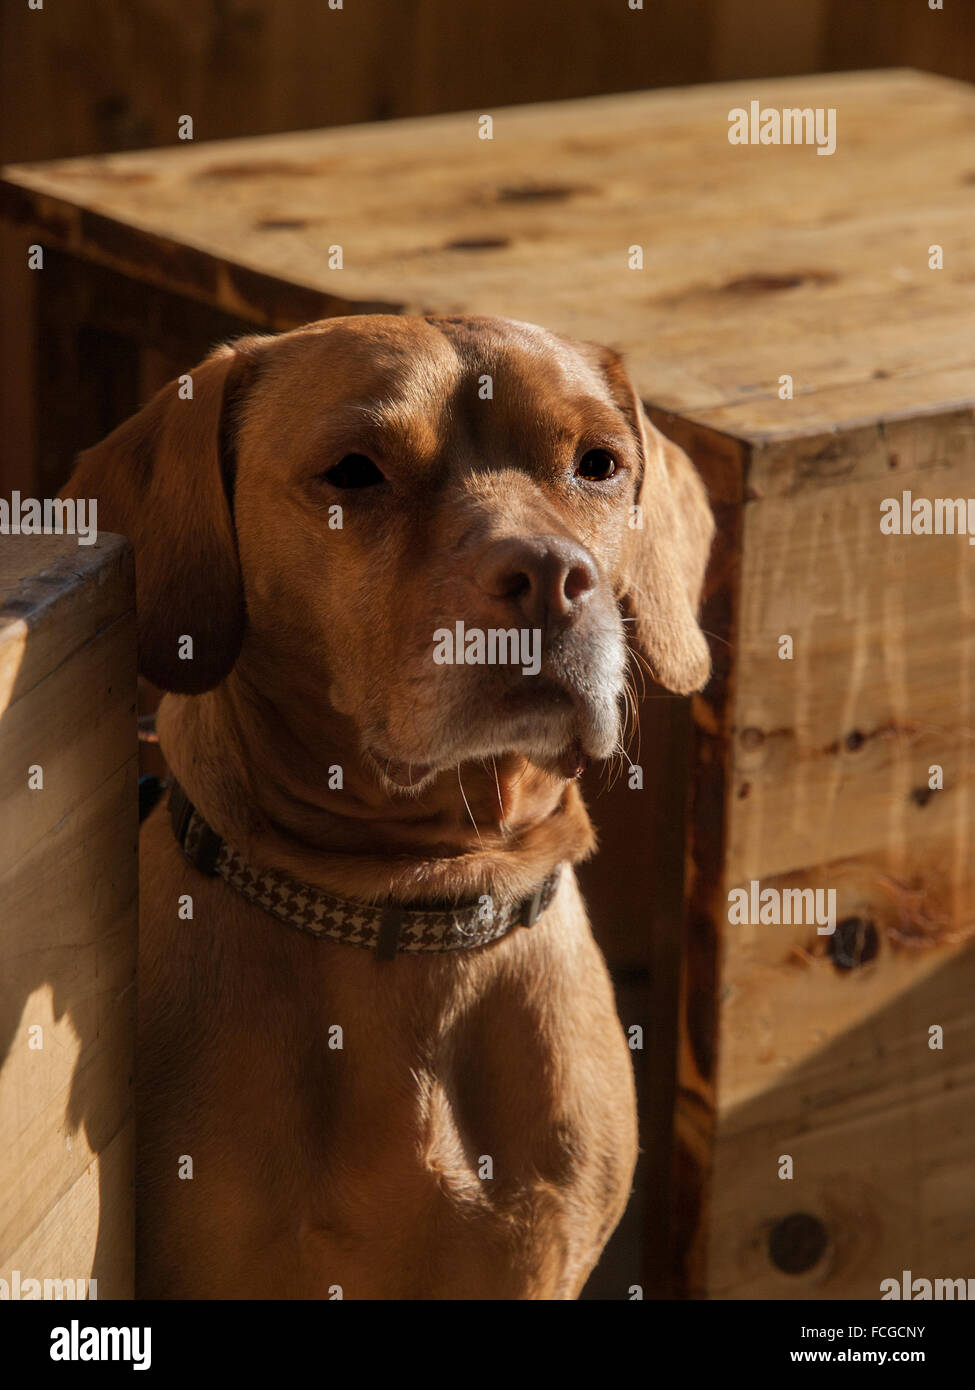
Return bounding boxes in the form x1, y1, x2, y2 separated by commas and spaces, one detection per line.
609, 738, 630, 791
490, 756, 510, 834
456, 764, 483, 844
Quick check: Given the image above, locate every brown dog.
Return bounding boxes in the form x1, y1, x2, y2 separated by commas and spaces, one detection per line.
61, 313, 712, 1299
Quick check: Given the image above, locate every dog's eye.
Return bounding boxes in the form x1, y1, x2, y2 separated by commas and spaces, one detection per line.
577, 449, 618, 482
322, 454, 386, 488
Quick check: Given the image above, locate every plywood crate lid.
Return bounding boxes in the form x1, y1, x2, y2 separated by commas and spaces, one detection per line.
3, 69, 974, 439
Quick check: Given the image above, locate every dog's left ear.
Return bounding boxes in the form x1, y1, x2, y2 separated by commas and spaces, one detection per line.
596, 347, 714, 695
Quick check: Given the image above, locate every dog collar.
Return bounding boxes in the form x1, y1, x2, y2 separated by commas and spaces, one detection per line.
166, 780, 563, 959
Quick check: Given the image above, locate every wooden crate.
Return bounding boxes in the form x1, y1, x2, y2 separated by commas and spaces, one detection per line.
2, 68, 974, 1299
0, 534, 137, 1300
668, 409, 975, 1298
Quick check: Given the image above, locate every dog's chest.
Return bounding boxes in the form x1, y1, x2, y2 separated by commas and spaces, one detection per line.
295, 1042, 632, 1299
282, 915, 637, 1297
139, 837, 637, 1298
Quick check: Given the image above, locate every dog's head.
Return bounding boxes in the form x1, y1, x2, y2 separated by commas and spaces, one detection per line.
61, 314, 713, 792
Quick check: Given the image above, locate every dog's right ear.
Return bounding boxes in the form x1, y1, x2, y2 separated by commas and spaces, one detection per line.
59, 337, 268, 693
587, 345, 714, 695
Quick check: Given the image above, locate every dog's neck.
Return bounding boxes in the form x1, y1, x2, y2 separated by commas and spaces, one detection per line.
156, 666, 596, 906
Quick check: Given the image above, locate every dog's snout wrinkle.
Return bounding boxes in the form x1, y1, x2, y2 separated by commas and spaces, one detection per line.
472, 535, 597, 633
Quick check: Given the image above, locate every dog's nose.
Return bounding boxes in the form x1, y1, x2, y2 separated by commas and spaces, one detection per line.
472, 535, 598, 631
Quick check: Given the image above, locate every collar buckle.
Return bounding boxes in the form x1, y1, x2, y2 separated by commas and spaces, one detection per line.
169, 782, 224, 876
520, 880, 547, 929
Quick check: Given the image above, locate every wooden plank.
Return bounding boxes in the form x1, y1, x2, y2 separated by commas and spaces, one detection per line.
823, 0, 975, 88
724, 406, 975, 1072
710, 0, 829, 79
0, 534, 137, 1299
730, 411, 975, 879
0, 535, 134, 706
3, 71, 975, 436
29, 251, 264, 497
650, 414, 746, 1298
0, 765, 137, 1290
666, 405, 975, 1295
5, 1123, 134, 1300
668, 402, 975, 1296
706, 948, 975, 1297
5, 2, 975, 169
0, 0, 710, 165
0, 584, 137, 867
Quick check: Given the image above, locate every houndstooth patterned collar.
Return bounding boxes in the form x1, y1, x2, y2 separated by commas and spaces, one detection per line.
168, 781, 563, 959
